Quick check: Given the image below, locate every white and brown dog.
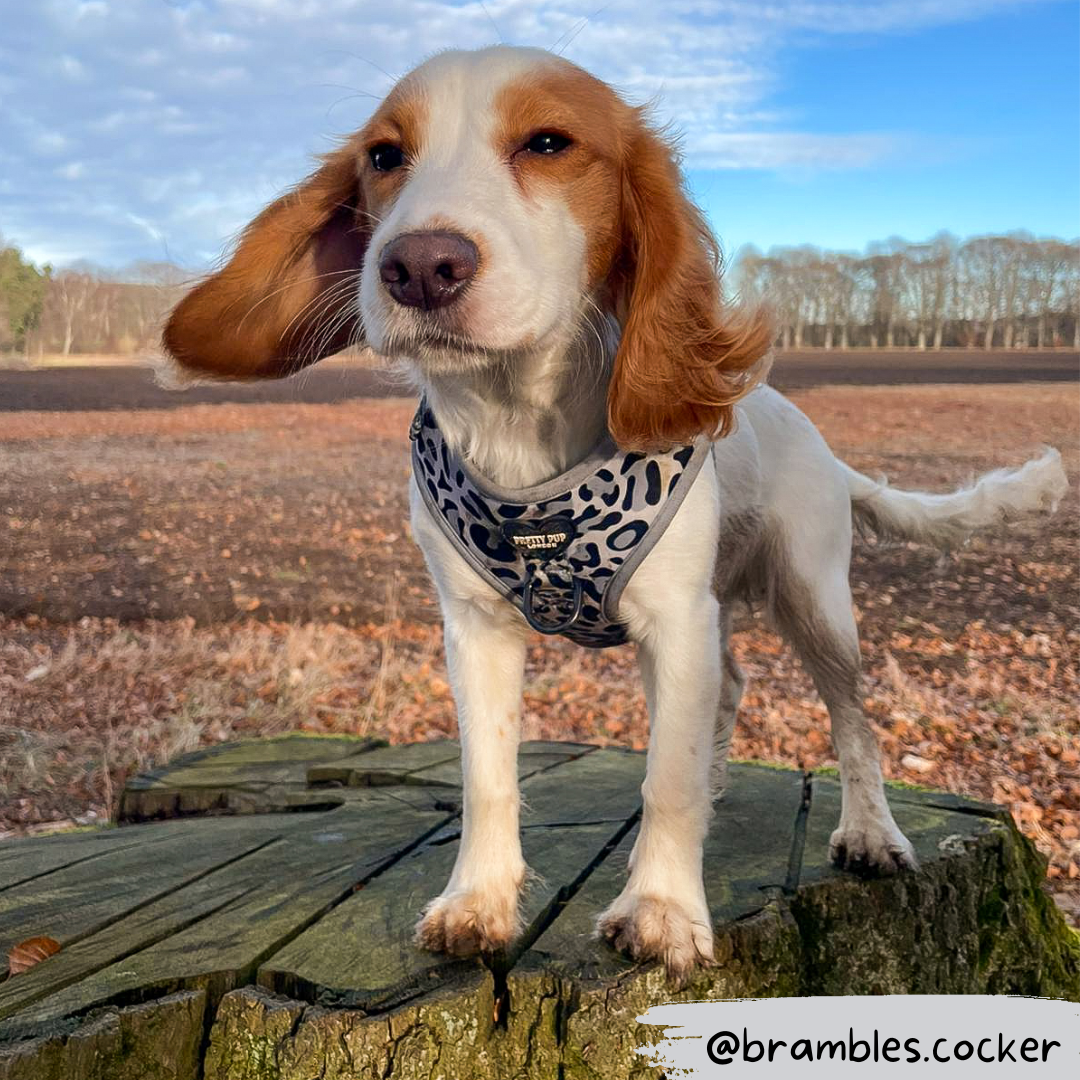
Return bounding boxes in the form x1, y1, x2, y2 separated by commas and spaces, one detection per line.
163, 46, 1067, 979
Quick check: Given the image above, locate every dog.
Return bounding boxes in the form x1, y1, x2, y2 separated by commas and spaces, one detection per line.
163, 45, 1067, 979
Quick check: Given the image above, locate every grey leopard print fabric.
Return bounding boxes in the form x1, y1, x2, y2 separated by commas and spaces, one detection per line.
410, 403, 711, 648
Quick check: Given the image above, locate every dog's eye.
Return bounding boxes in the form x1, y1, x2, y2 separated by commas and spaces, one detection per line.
524, 132, 572, 155
369, 143, 404, 172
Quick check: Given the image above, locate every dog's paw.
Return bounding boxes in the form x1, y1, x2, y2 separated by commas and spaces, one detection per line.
597, 892, 714, 984
414, 885, 521, 957
830, 821, 918, 876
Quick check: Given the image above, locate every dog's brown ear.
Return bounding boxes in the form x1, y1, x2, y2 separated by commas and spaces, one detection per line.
163, 142, 368, 379
606, 116, 772, 450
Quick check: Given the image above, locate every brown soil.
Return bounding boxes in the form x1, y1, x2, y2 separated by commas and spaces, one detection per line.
0, 348, 1074, 412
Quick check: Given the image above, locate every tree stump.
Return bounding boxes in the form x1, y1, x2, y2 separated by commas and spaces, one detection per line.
1, 736, 1077, 1079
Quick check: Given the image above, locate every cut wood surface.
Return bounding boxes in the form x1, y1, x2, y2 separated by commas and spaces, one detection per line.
1, 736, 1077, 1080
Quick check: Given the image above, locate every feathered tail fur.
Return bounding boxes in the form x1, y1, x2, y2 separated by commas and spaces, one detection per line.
842, 447, 1068, 548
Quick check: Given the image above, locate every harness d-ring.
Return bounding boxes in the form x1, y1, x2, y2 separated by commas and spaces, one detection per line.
522, 574, 584, 635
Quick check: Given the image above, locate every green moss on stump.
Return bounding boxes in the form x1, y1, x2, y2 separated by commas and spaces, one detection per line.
792, 820, 1080, 998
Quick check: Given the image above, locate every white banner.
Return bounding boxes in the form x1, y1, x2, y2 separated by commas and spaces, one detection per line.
637, 996, 1079, 1077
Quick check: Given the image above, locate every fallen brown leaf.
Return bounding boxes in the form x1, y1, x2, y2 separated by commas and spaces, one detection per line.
8, 936, 61, 976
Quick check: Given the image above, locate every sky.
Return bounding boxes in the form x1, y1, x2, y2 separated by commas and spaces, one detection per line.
1, 0, 1077, 273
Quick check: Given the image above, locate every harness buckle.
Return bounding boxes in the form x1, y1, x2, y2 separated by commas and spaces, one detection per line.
409, 409, 424, 442
522, 573, 584, 635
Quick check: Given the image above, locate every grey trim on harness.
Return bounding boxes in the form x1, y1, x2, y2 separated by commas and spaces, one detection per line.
410, 402, 710, 648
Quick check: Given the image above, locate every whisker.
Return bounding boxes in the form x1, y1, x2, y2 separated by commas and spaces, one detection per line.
355, 208, 385, 228
480, 1, 505, 44
550, 17, 585, 52
235, 268, 359, 333
286, 283, 359, 369
325, 91, 381, 120
300, 303, 350, 367
317, 82, 383, 100
279, 275, 359, 344
267, 285, 353, 370
304, 296, 363, 366
557, 4, 611, 56
323, 49, 399, 85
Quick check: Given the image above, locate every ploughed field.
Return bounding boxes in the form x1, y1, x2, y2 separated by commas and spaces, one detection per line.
0, 355, 1077, 927
0, 348, 1075, 411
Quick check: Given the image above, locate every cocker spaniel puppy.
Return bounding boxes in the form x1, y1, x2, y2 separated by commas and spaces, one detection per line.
164, 46, 1066, 979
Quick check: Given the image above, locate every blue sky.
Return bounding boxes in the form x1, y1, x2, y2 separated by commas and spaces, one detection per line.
698, 0, 1080, 258
1, 0, 1076, 271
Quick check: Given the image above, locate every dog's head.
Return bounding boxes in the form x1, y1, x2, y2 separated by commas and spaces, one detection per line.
163, 46, 771, 448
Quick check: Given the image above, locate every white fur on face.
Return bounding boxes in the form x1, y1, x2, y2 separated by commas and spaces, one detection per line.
358, 47, 589, 369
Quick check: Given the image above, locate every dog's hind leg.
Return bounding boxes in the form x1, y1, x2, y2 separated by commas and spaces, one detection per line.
711, 605, 745, 799
771, 529, 917, 875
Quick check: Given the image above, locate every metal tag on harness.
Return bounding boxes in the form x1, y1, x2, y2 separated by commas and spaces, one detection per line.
501, 516, 583, 633
501, 515, 576, 559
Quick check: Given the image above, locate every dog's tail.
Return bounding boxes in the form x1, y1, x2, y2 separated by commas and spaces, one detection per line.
841, 447, 1068, 548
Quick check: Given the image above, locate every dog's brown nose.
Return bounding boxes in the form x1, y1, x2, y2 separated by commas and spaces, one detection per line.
379, 231, 478, 310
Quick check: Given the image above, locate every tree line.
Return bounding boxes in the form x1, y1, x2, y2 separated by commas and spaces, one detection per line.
735, 231, 1079, 350
1, 230, 1077, 359
0, 236, 189, 359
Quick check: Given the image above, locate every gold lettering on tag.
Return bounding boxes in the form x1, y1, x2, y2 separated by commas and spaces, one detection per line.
512, 532, 568, 550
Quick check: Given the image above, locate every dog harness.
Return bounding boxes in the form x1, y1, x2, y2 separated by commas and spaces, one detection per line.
410, 403, 711, 648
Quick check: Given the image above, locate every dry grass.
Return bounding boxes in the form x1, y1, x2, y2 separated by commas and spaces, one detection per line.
2, 611, 1076, 916
0, 615, 441, 834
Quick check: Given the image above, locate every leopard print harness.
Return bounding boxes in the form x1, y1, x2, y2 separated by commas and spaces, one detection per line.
410, 403, 710, 648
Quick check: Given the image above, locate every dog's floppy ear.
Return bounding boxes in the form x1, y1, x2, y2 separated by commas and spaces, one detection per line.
163, 141, 368, 379
606, 116, 772, 450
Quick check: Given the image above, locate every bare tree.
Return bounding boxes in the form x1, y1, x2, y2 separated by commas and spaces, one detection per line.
1031, 240, 1074, 348
46, 271, 95, 355
734, 231, 1076, 350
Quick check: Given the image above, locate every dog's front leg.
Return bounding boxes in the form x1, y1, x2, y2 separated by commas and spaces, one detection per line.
411, 486, 529, 956
415, 597, 528, 955
597, 593, 720, 979
597, 468, 722, 980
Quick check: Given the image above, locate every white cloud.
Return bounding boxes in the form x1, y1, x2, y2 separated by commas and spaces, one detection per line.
56, 161, 87, 180
33, 131, 70, 155
119, 87, 158, 103
0, 0, 1057, 266
133, 48, 167, 67
73, 1, 108, 19
54, 55, 87, 80
125, 213, 166, 245
668, 0, 1048, 35
690, 131, 904, 170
